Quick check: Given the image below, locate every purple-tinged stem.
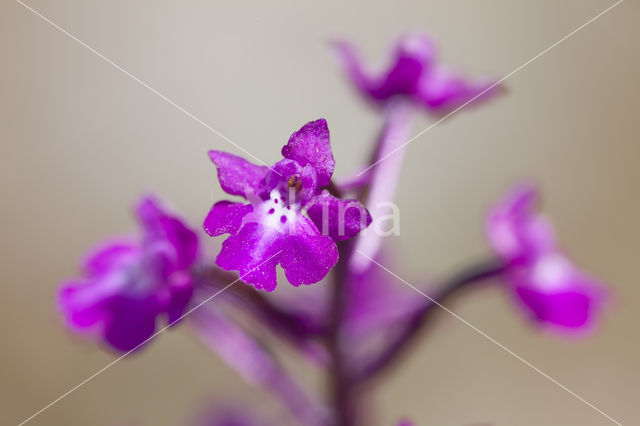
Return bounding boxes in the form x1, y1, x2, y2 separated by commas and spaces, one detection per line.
350, 98, 416, 273
325, 99, 416, 425
327, 241, 359, 426
193, 265, 328, 363
190, 301, 330, 426
356, 259, 507, 382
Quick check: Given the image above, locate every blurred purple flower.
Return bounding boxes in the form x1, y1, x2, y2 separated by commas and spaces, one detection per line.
333, 32, 501, 113
191, 404, 272, 426
58, 196, 198, 352
204, 119, 371, 291
486, 184, 607, 332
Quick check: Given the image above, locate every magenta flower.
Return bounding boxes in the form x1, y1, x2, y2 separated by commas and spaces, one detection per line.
194, 406, 270, 426
204, 119, 371, 291
333, 32, 500, 113
486, 185, 606, 331
58, 196, 199, 352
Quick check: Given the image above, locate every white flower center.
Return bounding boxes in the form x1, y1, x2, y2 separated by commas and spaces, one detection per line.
531, 253, 572, 292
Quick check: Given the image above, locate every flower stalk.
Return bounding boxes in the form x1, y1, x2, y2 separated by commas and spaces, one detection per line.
350, 98, 416, 274
190, 299, 330, 426
355, 259, 508, 382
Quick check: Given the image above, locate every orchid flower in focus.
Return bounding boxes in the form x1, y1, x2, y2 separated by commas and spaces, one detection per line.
204, 119, 372, 291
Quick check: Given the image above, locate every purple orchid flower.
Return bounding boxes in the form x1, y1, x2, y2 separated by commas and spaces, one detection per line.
204, 119, 372, 291
58, 196, 198, 352
333, 32, 500, 113
196, 409, 267, 426
486, 184, 607, 332
190, 402, 273, 426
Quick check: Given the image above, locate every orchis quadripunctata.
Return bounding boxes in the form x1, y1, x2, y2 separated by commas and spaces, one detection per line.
204, 119, 371, 292
57, 33, 608, 426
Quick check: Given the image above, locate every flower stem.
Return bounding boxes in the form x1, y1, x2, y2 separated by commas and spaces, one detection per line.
192, 265, 328, 362
349, 98, 416, 273
190, 302, 329, 425
356, 259, 507, 382
327, 241, 358, 426
326, 99, 416, 425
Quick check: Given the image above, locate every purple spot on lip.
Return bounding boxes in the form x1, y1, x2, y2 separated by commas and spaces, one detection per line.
268, 208, 275, 214
286, 206, 291, 210
274, 199, 278, 204
280, 215, 287, 223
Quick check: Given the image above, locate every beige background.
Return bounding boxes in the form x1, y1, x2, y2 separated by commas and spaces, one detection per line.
1, 0, 639, 425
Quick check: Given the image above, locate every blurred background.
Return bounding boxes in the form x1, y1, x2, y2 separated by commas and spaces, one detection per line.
1, 0, 638, 425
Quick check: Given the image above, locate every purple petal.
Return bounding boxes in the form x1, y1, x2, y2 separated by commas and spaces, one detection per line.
103, 295, 160, 352
486, 184, 555, 262
515, 287, 593, 329
372, 33, 436, 99
281, 119, 335, 187
280, 215, 339, 286
166, 272, 194, 324
511, 253, 606, 330
58, 280, 109, 329
306, 191, 372, 241
333, 34, 436, 103
136, 196, 199, 270
215, 214, 338, 290
216, 222, 283, 291
333, 34, 436, 102
194, 404, 270, 426
82, 240, 138, 278
417, 67, 500, 112
334, 33, 502, 113
331, 40, 381, 99
203, 201, 253, 237
208, 150, 269, 199
393, 32, 437, 66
